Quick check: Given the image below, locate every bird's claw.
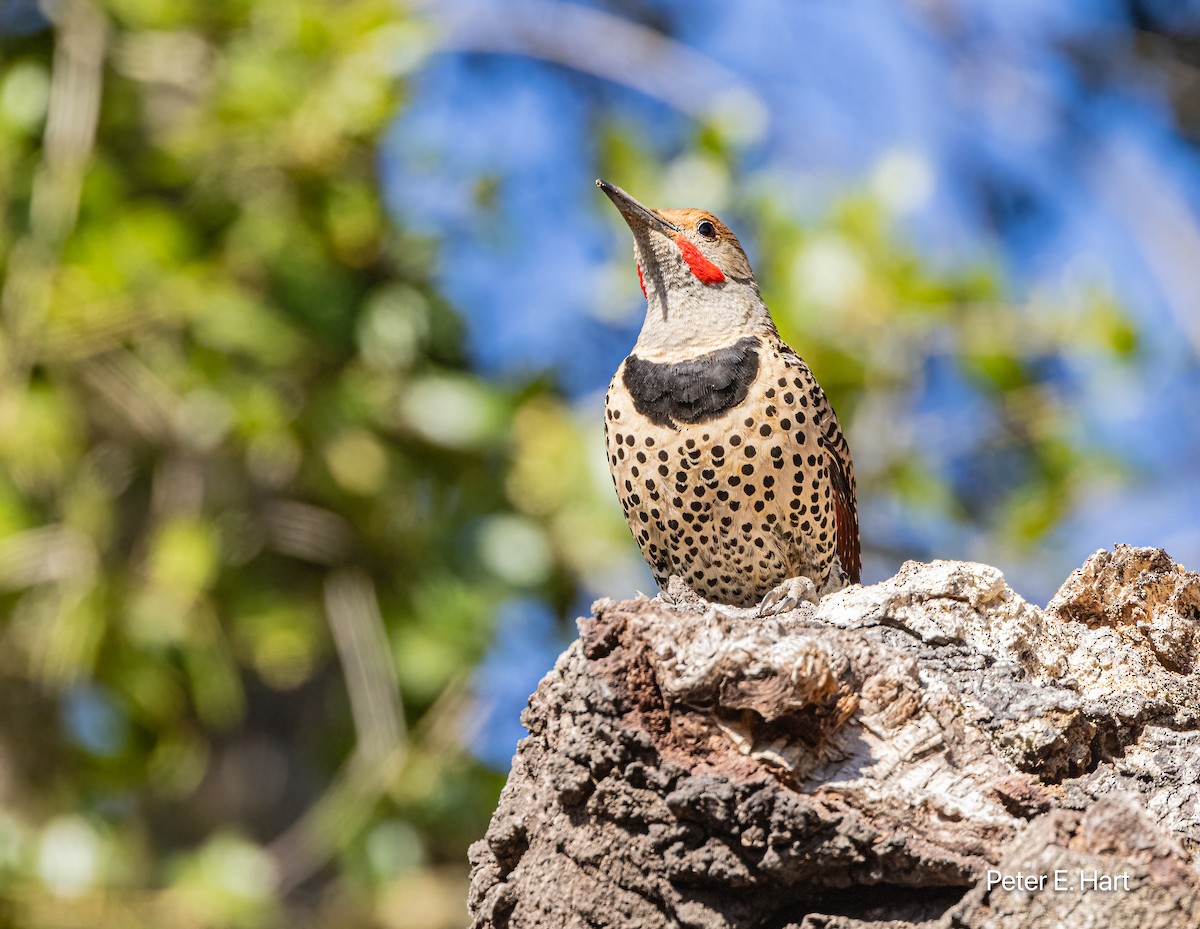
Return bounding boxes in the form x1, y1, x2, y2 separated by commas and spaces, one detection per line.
758, 576, 819, 617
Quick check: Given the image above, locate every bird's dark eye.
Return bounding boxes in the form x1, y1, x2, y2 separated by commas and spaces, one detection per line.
697, 220, 716, 239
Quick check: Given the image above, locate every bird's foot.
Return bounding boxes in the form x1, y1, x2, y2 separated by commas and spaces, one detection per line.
758, 575, 819, 617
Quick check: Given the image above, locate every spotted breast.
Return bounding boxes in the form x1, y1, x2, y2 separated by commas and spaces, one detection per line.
605, 330, 859, 608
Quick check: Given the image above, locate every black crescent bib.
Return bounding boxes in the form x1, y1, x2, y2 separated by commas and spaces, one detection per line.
622, 336, 760, 429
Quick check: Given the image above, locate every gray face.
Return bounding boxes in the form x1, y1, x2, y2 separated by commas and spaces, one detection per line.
597, 180, 771, 360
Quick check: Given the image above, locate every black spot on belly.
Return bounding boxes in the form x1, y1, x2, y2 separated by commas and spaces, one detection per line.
622, 337, 760, 428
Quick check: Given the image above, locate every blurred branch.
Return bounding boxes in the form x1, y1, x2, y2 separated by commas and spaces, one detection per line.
411, 673, 478, 756
263, 501, 354, 566
267, 568, 406, 895
324, 568, 406, 759
268, 749, 400, 896
43, 296, 155, 362
0, 0, 106, 381
0, 525, 96, 592
422, 0, 765, 122
1096, 137, 1200, 357
78, 351, 178, 440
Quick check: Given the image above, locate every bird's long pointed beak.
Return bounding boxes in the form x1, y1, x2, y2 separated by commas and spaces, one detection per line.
596, 179, 680, 235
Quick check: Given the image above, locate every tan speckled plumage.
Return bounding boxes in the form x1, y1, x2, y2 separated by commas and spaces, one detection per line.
605, 328, 858, 606
598, 181, 860, 608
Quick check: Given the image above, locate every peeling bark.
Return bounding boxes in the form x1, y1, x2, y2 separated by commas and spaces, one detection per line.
469, 546, 1200, 928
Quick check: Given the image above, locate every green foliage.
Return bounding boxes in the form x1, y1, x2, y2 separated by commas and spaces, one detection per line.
0, 2, 567, 926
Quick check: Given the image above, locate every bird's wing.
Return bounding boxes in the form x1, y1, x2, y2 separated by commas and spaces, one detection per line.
775, 337, 862, 587
822, 434, 861, 584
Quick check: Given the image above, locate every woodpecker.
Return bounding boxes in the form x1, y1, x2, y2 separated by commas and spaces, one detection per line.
597, 179, 860, 612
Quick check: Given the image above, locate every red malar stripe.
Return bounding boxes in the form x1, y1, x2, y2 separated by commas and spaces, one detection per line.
675, 236, 725, 284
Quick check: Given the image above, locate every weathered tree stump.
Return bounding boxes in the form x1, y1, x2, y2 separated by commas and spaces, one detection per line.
469, 546, 1200, 928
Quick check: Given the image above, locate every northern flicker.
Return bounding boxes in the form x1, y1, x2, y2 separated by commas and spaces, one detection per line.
597, 179, 860, 612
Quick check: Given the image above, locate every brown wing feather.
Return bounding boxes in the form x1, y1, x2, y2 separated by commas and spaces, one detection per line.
825, 445, 861, 584
775, 335, 861, 588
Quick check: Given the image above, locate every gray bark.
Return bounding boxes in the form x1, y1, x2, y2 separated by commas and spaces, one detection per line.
469, 545, 1200, 928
